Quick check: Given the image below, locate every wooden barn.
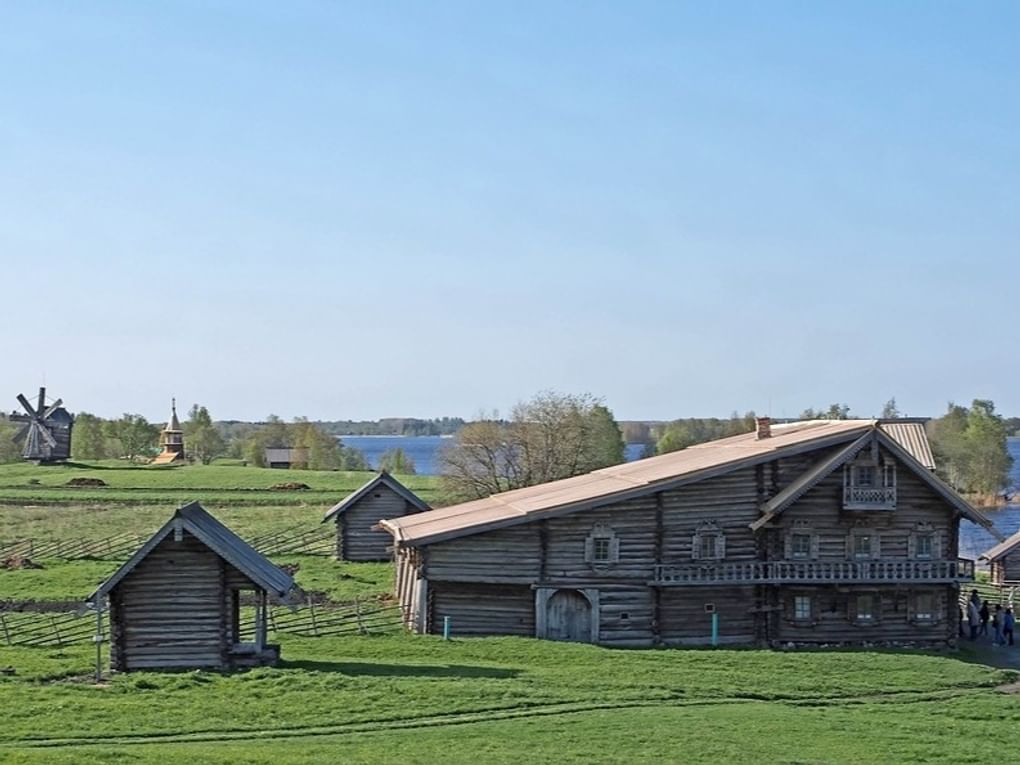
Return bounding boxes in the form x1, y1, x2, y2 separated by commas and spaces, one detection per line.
382, 419, 997, 649
264, 447, 308, 469
88, 502, 296, 671
980, 532, 1020, 586
323, 472, 430, 561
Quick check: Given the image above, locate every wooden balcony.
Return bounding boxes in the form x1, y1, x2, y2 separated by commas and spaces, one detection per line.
652, 558, 975, 586
842, 485, 896, 510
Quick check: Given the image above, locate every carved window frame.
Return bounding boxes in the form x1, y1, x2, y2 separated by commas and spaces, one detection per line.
692, 522, 726, 561
850, 591, 882, 626
846, 525, 881, 561
584, 523, 620, 568
785, 520, 819, 561
908, 522, 940, 561
907, 589, 944, 625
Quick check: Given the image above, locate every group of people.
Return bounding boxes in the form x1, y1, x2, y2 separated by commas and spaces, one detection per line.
965, 589, 1015, 646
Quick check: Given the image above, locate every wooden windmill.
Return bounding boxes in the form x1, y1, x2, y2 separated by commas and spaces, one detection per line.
11, 387, 74, 462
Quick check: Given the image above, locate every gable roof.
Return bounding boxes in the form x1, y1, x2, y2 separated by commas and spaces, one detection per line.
381, 420, 868, 547
88, 502, 295, 603
322, 472, 430, 523
980, 529, 1020, 562
381, 419, 995, 548
751, 429, 995, 532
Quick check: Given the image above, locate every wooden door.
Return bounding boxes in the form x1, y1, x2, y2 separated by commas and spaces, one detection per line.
546, 589, 592, 642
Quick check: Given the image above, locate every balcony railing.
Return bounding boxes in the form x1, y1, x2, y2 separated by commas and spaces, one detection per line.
652, 558, 975, 586
843, 485, 896, 510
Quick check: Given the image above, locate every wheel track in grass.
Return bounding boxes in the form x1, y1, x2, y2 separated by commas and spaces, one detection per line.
0, 684, 998, 750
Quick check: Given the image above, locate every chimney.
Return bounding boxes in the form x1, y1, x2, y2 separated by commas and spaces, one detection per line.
756, 416, 772, 440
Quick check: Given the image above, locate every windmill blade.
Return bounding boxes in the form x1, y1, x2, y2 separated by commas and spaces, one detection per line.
16, 393, 37, 418
32, 421, 58, 448
41, 398, 63, 420
13, 423, 31, 444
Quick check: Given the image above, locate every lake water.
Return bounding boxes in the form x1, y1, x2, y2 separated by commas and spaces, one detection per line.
340, 434, 1019, 560
339, 435, 648, 477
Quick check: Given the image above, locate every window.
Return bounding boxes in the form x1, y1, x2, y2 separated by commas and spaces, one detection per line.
915, 534, 933, 559
854, 465, 875, 487
584, 523, 619, 566
843, 455, 896, 509
853, 533, 873, 560
791, 533, 813, 559
794, 596, 812, 621
855, 594, 876, 623
692, 523, 725, 561
914, 593, 934, 622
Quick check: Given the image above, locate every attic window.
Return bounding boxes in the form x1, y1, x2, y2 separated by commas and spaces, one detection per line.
692, 522, 725, 561
584, 523, 619, 566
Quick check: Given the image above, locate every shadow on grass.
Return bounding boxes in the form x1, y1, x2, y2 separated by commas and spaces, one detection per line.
281, 659, 520, 679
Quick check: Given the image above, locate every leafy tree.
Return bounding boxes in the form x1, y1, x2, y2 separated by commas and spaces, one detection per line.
929, 400, 1013, 499
337, 442, 369, 471
881, 398, 901, 419
70, 412, 107, 460
379, 447, 417, 475
799, 403, 852, 420
105, 414, 159, 461
0, 415, 22, 463
439, 391, 626, 501
184, 405, 225, 465
655, 412, 755, 455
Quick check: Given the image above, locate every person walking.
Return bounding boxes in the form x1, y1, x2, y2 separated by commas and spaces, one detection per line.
1005, 607, 1015, 647
968, 599, 981, 640
993, 605, 1005, 647
980, 601, 991, 637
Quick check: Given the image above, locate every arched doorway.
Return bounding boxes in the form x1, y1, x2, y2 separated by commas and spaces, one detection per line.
545, 589, 593, 642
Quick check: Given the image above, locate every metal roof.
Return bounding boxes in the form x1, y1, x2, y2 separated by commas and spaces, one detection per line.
88, 502, 296, 602
877, 420, 935, 470
381, 419, 992, 547
322, 472, 430, 523
980, 529, 1020, 562
382, 420, 874, 546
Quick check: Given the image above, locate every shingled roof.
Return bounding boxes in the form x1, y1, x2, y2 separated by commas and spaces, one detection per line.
89, 502, 295, 602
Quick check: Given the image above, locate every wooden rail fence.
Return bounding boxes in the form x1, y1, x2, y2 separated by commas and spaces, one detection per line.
0, 599, 402, 649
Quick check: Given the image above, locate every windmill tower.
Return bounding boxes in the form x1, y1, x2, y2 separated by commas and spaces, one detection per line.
11, 387, 74, 462
153, 399, 186, 465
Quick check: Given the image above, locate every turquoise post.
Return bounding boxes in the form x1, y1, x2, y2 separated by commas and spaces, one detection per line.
711, 612, 719, 647
443, 616, 451, 640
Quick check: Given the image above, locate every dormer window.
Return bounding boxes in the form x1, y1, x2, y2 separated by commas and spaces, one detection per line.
692, 522, 726, 561
843, 455, 896, 510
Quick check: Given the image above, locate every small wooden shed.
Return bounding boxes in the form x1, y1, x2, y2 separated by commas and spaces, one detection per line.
323, 472, 430, 561
980, 531, 1020, 585
88, 502, 295, 672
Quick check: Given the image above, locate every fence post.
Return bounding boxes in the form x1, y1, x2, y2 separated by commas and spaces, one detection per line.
51, 615, 64, 647
268, 606, 278, 636
443, 616, 451, 640
308, 596, 319, 637
0, 614, 10, 646
356, 597, 366, 635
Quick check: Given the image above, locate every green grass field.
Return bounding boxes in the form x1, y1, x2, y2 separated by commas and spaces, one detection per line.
0, 635, 1015, 764
2, 460, 1018, 764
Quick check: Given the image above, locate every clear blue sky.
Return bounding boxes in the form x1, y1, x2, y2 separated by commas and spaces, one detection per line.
3, 2, 1018, 422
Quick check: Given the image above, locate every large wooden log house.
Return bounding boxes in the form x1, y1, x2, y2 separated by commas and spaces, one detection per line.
89, 502, 296, 671
381, 419, 997, 648
323, 472, 430, 561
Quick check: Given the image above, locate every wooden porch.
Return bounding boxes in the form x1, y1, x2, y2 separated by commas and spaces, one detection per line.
652, 558, 975, 586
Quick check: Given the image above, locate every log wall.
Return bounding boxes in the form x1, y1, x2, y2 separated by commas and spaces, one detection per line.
337, 485, 419, 561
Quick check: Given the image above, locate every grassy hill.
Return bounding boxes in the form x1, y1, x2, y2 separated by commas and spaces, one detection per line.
0, 634, 1016, 763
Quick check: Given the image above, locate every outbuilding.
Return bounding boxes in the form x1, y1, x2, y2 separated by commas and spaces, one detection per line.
980, 531, 1020, 586
88, 502, 296, 671
323, 472, 430, 561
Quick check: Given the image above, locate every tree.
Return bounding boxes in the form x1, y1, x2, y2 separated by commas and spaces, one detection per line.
70, 412, 107, 460
654, 412, 755, 455
106, 414, 159, 461
799, 403, 851, 420
379, 447, 416, 475
184, 405, 225, 465
0, 415, 22, 463
439, 391, 626, 501
881, 398, 901, 419
929, 400, 1013, 499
